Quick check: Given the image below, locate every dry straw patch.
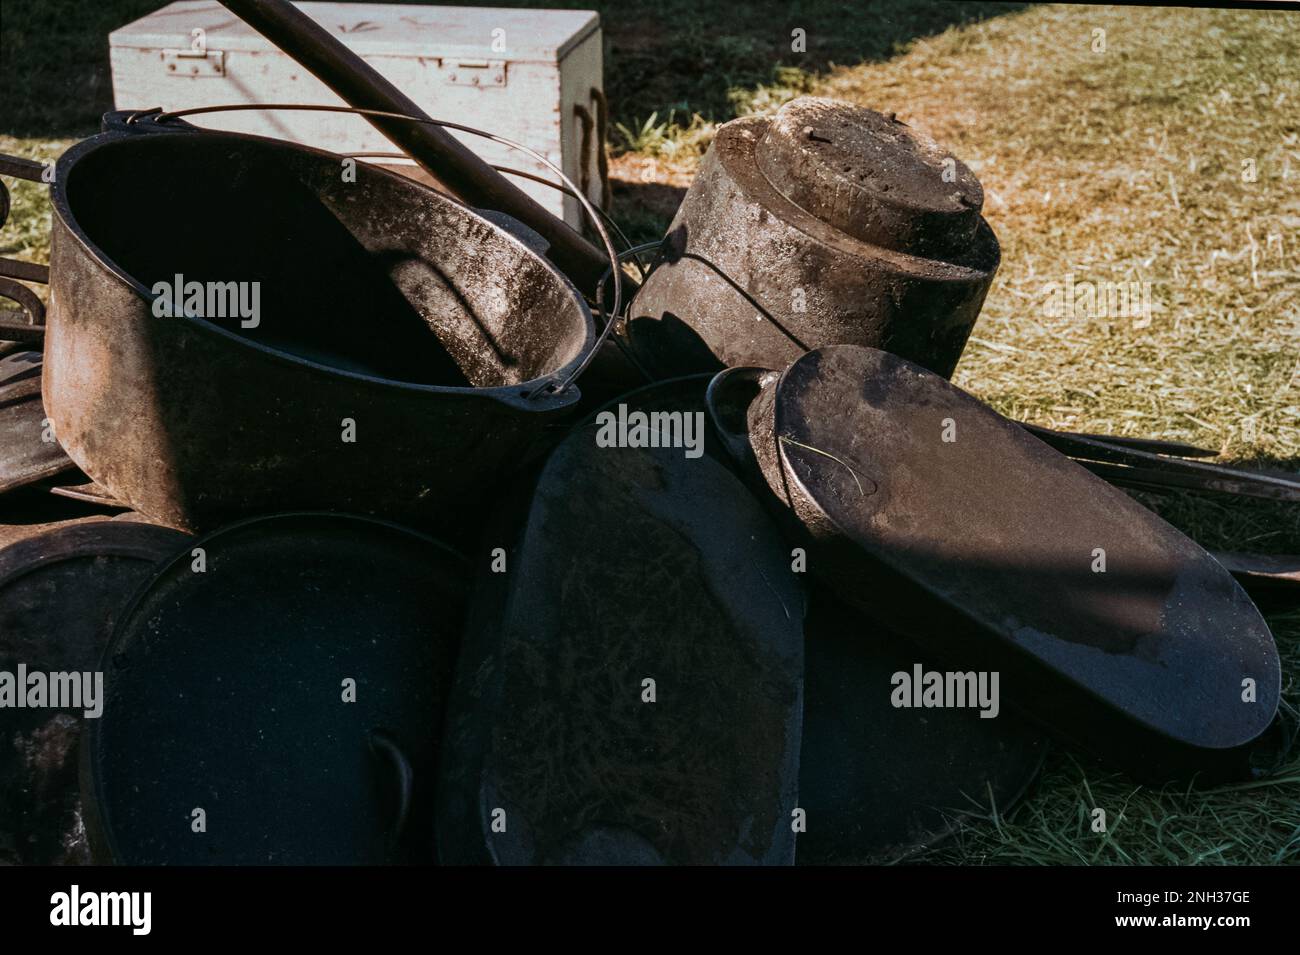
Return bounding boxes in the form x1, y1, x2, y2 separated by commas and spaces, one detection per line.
816, 4, 1298, 466
810, 3, 1300, 865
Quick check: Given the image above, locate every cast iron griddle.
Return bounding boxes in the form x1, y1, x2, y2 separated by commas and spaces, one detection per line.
83, 512, 467, 865
0, 518, 190, 864
438, 379, 805, 865
743, 345, 1280, 782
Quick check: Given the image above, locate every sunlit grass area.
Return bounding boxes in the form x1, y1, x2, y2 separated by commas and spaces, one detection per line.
643, 2, 1300, 866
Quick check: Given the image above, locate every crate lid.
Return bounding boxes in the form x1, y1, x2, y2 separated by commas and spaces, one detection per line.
110, 2, 599, 63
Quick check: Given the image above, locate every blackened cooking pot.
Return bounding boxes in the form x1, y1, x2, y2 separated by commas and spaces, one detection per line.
43, 113, 594, 533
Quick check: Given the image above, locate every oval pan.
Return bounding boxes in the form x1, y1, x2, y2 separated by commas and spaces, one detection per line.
798, 584, 1044, 864
706, 373, 1045, 862
0, 518, 191, 864
438, 381, 805, 865
83, 513, 467, 865
746, 345, 1279, 782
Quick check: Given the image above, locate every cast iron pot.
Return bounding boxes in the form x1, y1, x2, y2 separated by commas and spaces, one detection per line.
626, 98, 1000, 381
43, 113, 595, 533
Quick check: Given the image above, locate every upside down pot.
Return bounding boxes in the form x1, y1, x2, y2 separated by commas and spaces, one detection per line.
44, 113, 594, 533
626, 97, 1000, 380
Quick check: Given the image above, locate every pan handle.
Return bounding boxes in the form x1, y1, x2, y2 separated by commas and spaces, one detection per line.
368, 729, 413, 852
0, 158, 52, 346
0, 276, 45, 344
1025, 424, 1300, 503
705, 366, 779, 468
0, 152, 51, 183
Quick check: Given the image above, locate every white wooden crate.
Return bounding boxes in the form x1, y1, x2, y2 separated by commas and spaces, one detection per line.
110, 2, 605, 227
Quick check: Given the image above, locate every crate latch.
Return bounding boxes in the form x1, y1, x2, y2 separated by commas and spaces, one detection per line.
442, 59, 506, 88
162, 28, 226, 78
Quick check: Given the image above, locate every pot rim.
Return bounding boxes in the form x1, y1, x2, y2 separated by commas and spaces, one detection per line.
713, 115, 1001, 283
51, 126, 596, 411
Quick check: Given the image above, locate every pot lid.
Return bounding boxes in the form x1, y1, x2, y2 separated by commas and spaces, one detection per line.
755, 98, 983, 257
83, 512, 467, 865
0, 518, 191, 864
734, 345, 1280, 780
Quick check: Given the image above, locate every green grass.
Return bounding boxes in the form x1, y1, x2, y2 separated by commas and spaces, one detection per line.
818, 2, 1300, 865
2, 0, 1298, 864
915, 607, 1300, 866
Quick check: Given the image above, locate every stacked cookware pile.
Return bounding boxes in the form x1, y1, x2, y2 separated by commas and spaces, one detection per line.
0, 3, 1294, 866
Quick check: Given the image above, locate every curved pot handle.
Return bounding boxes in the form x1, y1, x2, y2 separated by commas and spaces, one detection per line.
0, 276, 45, 344
138, 102, 624, 398
0, 156, 52, 346
369, 729, 413, 852
705, 366, 778, 470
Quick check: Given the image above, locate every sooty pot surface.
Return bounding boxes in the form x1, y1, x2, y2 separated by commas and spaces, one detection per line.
44, 124, 593, 533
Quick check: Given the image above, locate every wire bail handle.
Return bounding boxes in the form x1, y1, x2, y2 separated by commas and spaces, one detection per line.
131, 103, 623, 398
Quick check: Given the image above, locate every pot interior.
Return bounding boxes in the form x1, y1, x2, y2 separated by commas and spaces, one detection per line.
62, 131, 590, 389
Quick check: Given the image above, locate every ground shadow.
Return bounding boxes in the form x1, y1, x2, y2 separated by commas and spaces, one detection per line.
2, 0, 1030, 138
609, 177, 687, 245
1126, 458, 1300, 556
